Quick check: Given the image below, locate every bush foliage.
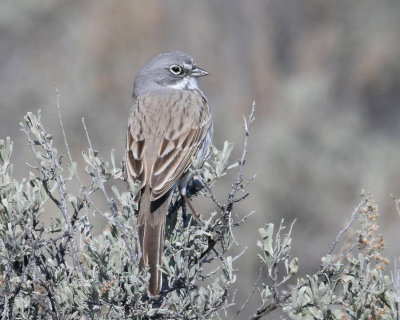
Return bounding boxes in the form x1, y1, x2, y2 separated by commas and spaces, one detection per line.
0, 105, 399, 319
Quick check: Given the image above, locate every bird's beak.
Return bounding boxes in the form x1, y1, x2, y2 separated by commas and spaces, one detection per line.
191, 66, 209, 77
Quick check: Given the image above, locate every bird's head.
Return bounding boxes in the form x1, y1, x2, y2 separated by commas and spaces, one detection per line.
133, 51, 209, 96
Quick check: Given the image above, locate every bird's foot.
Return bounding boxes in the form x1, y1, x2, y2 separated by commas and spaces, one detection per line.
183, 194, 205, 226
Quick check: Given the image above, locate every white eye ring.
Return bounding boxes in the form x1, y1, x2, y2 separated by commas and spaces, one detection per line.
170, 65, 183, 75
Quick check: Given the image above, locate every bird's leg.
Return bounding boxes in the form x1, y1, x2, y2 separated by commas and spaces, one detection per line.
183, 195, 199, 219
181, 197, 189, 227
183, 195, 204, 226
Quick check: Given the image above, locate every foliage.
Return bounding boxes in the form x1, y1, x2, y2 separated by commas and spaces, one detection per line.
250, 197, 399, 319
0, 103, 399, 319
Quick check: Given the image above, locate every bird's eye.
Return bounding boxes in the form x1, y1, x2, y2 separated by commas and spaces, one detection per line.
170, 65, 183, 75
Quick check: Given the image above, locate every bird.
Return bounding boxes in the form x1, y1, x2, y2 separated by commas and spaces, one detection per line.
126, 51, 213, 296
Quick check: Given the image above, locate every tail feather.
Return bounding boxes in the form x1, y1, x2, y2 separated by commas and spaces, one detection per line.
138, 188, 170, 296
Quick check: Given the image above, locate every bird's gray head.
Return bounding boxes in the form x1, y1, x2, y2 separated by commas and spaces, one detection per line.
133, 51, 209, 97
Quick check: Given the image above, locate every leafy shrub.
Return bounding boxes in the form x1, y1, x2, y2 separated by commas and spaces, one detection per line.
0, 103, 399, 319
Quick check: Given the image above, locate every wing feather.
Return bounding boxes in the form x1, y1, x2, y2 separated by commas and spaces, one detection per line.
126, 90, 212, 201
150, 98, 211, 200
126, 121, 147, 190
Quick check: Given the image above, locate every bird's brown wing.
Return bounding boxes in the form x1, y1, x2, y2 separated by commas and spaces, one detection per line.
126, 90, 211, 198
149, 91, 212, 200
126, 103, 147, 197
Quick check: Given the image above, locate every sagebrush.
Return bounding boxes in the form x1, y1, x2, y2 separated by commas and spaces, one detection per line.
0, 103, 399, 319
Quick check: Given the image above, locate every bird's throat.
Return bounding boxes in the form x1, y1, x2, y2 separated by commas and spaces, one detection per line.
167, 77, 199, 90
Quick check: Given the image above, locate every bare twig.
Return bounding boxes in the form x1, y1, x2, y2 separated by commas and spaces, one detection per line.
232, 210, 256, 227
329, 198, 366, 254
56, 86, 85, 189
226, 101, 256, 214
233, 264, 263, 320
205, 247, 247, 278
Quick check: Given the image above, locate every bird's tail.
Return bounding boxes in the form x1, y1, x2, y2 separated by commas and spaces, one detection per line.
138, 187, 170, 296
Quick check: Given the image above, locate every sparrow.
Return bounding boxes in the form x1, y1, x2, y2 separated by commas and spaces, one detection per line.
126, 51, 213, 295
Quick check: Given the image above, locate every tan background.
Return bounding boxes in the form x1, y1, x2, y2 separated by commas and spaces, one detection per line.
1, 1, 400, 317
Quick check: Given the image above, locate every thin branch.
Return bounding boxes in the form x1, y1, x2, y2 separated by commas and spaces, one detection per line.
226, 101, 255, 214
329, 198, 366, 254
56, 85, 85, 188
234, 265, 263, 320
55, 86, 90, 240
205, 247, 247, 278
232, 210, 256, 227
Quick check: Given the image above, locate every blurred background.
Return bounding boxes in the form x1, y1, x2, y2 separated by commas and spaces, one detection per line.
1, 0, 400, 317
